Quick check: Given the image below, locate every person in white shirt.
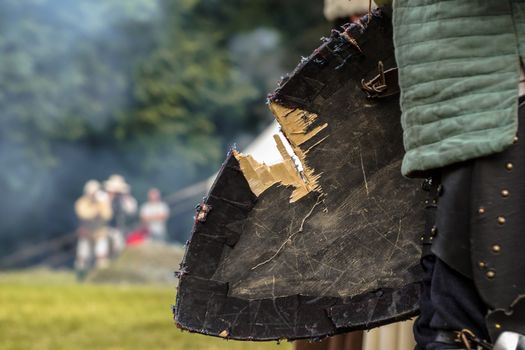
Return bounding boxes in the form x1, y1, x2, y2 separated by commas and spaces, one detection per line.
140, 188, 170, 242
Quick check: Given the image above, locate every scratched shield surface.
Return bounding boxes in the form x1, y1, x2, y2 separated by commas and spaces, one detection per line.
175, 8, 424, 341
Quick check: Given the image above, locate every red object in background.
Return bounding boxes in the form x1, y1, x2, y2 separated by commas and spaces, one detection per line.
126, 227, 149, 246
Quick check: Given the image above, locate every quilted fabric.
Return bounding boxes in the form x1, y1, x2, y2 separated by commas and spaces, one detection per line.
392, 0, 525, 176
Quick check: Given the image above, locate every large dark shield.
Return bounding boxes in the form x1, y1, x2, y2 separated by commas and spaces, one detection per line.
174, 8, 424, 341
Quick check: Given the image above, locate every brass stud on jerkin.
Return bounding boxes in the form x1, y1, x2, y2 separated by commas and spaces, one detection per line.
495, 323, 502, 329
501, 189, 510, 198
492, 244, 501, 253
497, 216, 506, 225
486, 270, 496, 279
506, 162, 514, 171
478, 207, 486, 214
514, 136, 519, 144
478, 261, 486, 268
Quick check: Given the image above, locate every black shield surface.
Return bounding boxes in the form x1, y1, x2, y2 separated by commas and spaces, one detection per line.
174, 8, 424, 341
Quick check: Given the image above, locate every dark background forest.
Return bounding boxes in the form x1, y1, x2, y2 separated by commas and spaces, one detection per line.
0, 0, 330, 258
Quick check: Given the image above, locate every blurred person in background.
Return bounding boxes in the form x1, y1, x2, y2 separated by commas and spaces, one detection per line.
140, 188, 170, 242
74, 180, 113, 279
324, 0, 376, 26
104, 174, 137, 256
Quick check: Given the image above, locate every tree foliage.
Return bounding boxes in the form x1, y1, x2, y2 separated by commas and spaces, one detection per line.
0, 0, 329, 253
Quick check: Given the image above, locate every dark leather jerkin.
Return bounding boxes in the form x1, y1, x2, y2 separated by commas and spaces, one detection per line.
431, 100, 525, 341
174, 8, 426, 340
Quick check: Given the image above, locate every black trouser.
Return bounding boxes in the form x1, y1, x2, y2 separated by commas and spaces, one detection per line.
413, 254, 490, 349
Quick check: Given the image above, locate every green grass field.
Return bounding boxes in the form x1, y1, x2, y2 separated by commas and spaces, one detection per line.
0, 270, 292, 350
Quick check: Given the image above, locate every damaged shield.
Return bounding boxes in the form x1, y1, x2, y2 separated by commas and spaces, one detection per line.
174, 7, 424, 341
